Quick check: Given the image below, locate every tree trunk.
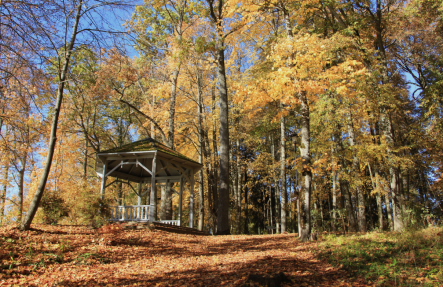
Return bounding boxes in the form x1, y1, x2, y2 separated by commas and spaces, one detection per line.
271, 136, 280, 233
375, 0, 403, 232
20, 0, 83, 230
160, 184, 173, 220
385, 188, 393, 231
17, 154, 28, 223
236, 139, 242, 234
204, 127, 216, 233
347, 112, 366, 232
197, 71, 205, 231
243, 169, 249, 234
216, 35, 230, 235
168, 66, 180, 148
211, 87, 218, 232
83, 136, 88, 179
0, 163, 9, 225
280, 107, 287, 232
342, 180, 358, 232
299, 91, 312, 241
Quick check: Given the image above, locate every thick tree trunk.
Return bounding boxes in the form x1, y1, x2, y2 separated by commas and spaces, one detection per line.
280, 108, 287, 232
20, 0, 83, 230
211, 87, 218, 232
160, 184, 172, 220
299, 91, 312, 241
215, 35, 230, 235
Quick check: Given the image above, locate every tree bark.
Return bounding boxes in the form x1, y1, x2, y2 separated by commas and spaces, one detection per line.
280, 106, 287, 232
215, 35, 230, 235
299, 91, 312, 241
385, 188, 393, 231
243, 169, 249, 234
211, 86, 218, 232
197, 71, 205, 231
236, 139, 242, 234
17, 154, 27, 223
20, 0, 83, 230
83, 136, 88, 179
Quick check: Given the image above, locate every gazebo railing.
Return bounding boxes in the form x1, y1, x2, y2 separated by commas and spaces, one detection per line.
109, 205, 150, 221
158, 220, 180, 226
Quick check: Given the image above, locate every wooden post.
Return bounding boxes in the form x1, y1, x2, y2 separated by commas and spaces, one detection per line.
189, 170, 194, 228
100, 160, 107, 201
138, 182, 142, 220
178, 176, 183, 227
149, 152, 157, 221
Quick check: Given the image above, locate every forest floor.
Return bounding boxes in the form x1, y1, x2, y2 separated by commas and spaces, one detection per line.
0, 224, 440, 286
0, 224, 367, 287
316, 226, 443, 286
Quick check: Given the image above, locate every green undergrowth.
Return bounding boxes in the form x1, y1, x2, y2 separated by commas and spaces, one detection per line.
316, 226, 443, 286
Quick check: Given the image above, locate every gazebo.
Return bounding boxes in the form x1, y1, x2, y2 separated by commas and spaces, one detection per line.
95, 138, 202, 228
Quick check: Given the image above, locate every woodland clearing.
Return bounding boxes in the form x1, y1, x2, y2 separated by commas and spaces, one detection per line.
0, 224, 368, 286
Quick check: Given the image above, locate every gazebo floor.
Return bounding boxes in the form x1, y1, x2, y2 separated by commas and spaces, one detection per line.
123, 221, 209, 236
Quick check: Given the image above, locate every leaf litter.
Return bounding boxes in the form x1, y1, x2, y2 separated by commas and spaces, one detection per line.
0, 224, 370, 286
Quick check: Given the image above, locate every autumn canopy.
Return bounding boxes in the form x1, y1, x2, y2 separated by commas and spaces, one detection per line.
0, 0, 441, 239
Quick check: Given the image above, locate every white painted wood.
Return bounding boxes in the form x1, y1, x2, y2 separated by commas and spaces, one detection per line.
138, 182, 142, 219
136, 159, 152, 175
105, 162, 122, 177
159, 220, 180, 226
149, 152, 157, 221
109, 205, 150, 221
178, 176, 183, 227
100, 161, 107, 200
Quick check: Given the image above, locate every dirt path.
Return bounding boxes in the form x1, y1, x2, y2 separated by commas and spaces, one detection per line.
1, 225, 369, 286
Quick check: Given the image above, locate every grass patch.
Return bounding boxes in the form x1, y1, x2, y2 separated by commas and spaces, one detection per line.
317, 226, 443, 286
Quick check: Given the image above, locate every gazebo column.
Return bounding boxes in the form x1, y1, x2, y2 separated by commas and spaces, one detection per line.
137, 182, 142, 220
100, 160, 108, 200
149, 153, 157, 221
178, 176, 183, 227
189, 170, 194, 228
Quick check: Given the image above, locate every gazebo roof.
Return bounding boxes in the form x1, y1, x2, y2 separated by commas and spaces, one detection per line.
100, 138, 200, 164
95, 138, 202, 183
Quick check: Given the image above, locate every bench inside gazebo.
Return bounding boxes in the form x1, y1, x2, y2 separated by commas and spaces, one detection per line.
95, 138, 202, 228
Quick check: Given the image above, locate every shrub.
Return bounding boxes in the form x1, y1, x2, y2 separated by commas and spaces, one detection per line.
76, 190, 112, 228
40, 191, 69, 224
